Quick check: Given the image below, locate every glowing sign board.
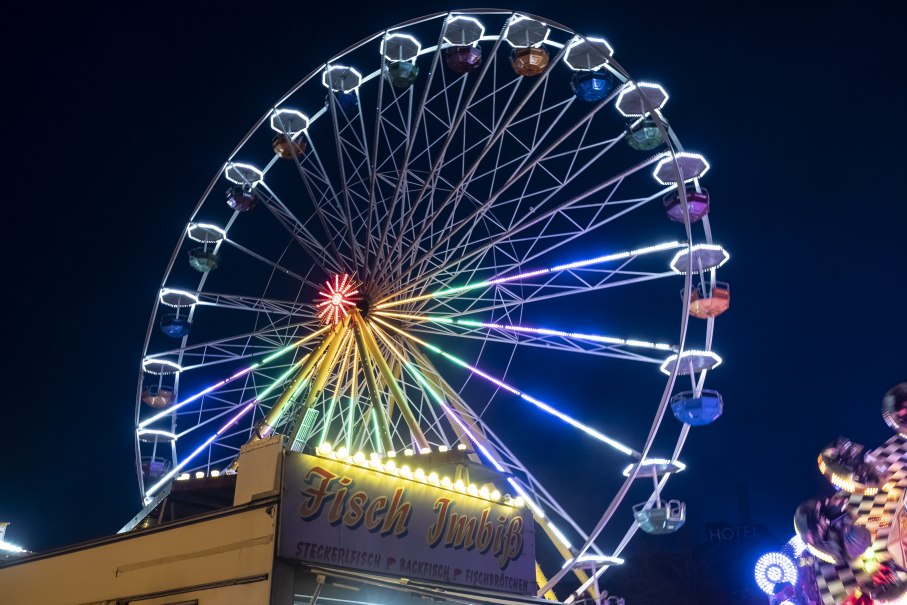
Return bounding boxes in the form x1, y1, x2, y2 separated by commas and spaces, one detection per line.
280, 451, 536, 594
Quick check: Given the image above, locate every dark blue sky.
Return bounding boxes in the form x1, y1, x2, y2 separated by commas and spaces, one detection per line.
2, 0, 904, 594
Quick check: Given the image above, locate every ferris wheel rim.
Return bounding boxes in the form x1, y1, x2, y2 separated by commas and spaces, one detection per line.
133, 9, 725, 596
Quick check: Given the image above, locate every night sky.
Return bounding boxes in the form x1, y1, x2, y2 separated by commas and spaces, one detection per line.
2, 0, 905, 598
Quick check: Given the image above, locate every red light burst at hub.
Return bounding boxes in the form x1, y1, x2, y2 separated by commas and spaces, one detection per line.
316, 274, 359, 325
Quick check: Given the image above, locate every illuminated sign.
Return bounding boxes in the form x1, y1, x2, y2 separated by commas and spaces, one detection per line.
280, 452, 536, 594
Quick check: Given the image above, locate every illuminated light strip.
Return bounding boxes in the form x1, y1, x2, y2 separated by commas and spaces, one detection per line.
548, 522, 574, 549
136, 429, 177, 441
321, 65, 363, 92
668, 243, 730, 274
443, 16, 485, 46
224, 162, 263, 186
319, 336, 354, 446
659, 350, 723, 376
145, 400, 256, 498
139, 326, 329, 428
142, 358, 183, 375
381, 33, 422, 61
804, 543, 837, 565
0, 540, 26, 554
562, 554, 625, 568
375, 241, 684, 309
372, 326, 548, 521
371, 318, 638, 457
374, 311, 675, 352
368, 325, 508, 475
186, 222, 226, 243
653, 152, 710, 185
140, 363, 258, 427
615, 82, 669, 117
159, 288, 200, 307
507, 478, 546, 519
621, 458, 686, 477
786, 534, 807, 556
269, 109, 309, 136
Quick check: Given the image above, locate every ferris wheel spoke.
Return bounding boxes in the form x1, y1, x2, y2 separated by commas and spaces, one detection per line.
380, 38, 555, 283
369, 325, 461, 448
398, 78, 627, 286
376, 309, 674, 354
144, 396, 259, 498
378, 239, 683, 312
221, 238, 321, 288
192, 291, 316, 317
254, 184, 347, 274
372, 317, 641, 457
384, 21, 510, 267
271, 112, 356, 265
325, 73, 369, 269
407, 325, 667, 364
400, 145, 660, 297
376, 58, 517, 282
395, 337, 604, 581
369, 25, 450, 287
146, 319, 321, 360
411, 178, 644, 297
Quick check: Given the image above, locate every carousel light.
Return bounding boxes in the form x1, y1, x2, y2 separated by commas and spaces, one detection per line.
427, 472, 439, 484
404, 448, 414, 456
210, 470, 221, 477
318, 442, 333, 455
441, 476, 453, 488
491, 489, 502, 501
353, 452, 366, 465
754, 552, 797, 595
414, 468, 426, 482
479, 486, 490, 499
177, 473, 190, 481
336, 446, 349, 459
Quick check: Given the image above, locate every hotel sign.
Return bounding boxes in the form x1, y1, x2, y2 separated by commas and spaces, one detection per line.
280, 451, 536, 594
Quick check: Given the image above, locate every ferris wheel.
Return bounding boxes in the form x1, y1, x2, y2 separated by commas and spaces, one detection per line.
133, 9, 729, 598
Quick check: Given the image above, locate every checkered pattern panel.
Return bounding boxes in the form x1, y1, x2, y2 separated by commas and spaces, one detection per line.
816, 435, 907, 604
